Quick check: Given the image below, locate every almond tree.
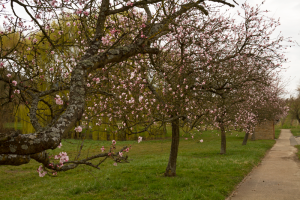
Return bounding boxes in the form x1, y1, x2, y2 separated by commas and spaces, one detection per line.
288, 85, 300, 124
97, 2, 289, 173
187, 2, 290, 154
239, 83, 288, 145
0, 0, 237, 174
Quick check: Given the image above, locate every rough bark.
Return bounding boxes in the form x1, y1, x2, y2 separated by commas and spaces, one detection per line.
0, 64, 86, 156
165, 118, 180, 177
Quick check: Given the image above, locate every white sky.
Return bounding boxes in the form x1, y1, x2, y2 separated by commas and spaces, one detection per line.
1, 0, 299, 98
224, 0, 300, 98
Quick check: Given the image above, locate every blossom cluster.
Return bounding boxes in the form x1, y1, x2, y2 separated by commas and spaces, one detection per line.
37, 165, 47, 177
55, 95, 63, 105
54, 152, 69, 167
74, 126, 82, 132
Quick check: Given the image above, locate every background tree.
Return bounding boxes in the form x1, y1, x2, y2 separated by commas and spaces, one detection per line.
288, 85, 300, 124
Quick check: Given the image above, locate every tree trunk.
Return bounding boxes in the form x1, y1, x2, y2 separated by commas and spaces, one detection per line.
242, 131, 249, 145
165, 118, 180, 177
251, 131, 255, 140
220, 124, 226, 154
163, 122, 167, 138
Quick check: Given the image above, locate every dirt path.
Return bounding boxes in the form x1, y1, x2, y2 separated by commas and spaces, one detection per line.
227, 129, 300, 200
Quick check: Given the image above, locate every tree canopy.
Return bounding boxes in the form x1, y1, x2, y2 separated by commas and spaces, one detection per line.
0, 0, 289, 176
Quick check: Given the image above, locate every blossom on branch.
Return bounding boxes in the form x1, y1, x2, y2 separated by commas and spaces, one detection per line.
138, 136, 142, 143
74, 126, 82, 132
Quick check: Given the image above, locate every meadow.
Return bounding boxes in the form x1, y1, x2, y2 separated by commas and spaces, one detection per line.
0, 130, 276, 200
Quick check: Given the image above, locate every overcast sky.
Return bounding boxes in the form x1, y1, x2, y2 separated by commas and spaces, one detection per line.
1, 0, 299, 98
225, 0, 300, 98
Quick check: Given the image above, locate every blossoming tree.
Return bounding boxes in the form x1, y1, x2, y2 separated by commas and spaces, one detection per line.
88, 2, 290, 173
0, 0, 238, 175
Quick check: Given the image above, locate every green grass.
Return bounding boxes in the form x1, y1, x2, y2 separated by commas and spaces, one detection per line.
277, 127, 300, 162
275, 128, 281, 139
290, 127, 300, 137
288, 128, 300, 161
0, 130, 275, 200
294, 145, 300, 161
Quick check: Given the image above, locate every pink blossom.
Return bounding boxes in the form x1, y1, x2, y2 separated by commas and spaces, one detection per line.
101, 35, 111, 45
7, 74, 11, 78
119, 152, 123, 157
50, 0, 56, 6
49, 67, 54, 72
112, 140, 116, 145
59, 152, 69, 163
185, 138, 188, 140
12, 80, 17, 86
113, 162, 117, 166
87, 83, 90, 87
74, 126, 82, 132
200, 139, 203, 143
14, 90, 20, 94
76, 8, 82, 15
37, 165, 47, 177
66, 22, 71, 27
83, 11, 89, 16
126, 1, 133, 6
101, 146, 105, 152
39, 171, 47, 177
138, 136, 142, 143
55, 98, 63, 105
0, 62, 4, 68
139, 96, 143, 102
57, 143, 62, 148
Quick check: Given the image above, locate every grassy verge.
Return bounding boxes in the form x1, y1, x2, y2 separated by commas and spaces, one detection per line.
0, 130, 275, 200
289, 128, 300, 161
275, 128, 281, 139
290, 127, 300, 137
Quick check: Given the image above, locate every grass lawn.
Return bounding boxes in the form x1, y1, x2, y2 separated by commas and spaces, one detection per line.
290, 127, 300, 137
275, 128, 281, 139
289, 128, 300, 161
0, 130, 275, 200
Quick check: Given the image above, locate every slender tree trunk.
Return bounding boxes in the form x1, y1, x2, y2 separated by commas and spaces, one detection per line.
165, 118, 180, 177
163, 122, 167, 138
242, 131, 249, 145
251, 132, 255, 140
220, 124, 226, 154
